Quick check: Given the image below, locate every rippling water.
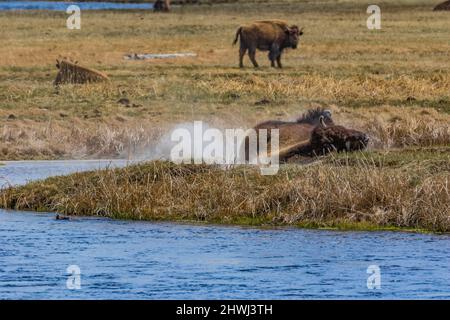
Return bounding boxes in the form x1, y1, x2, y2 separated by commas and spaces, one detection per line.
0, 1, 152, 11
0, 161, 449, 299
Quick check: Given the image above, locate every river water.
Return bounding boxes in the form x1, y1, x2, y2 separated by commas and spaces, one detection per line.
0, 1, 153, 11
0, 160, 449, 299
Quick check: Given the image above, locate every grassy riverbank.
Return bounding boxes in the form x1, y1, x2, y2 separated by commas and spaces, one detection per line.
1, 1, 449, 232
1, 148, 449, 232
0, 0, 449, 159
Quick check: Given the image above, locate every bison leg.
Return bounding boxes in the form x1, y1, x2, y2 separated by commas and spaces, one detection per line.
268, 53, 276, 67
239, 46, 247, 68
268, 52, 276, 68
276, 55, 283, 68
248, 48, 259, 68
269, 43, 280, 68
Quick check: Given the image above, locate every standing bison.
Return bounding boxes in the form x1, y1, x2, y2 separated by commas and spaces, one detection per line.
232, 20, 303, 68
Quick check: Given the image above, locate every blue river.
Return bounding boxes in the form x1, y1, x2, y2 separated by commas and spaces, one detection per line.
0, 1, 153, 11
0, 160, 449, 299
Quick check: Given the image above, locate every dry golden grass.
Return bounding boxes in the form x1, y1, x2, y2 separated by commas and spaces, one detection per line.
0, 1, 449, 232
0, 0, 449, 159
1, 156, 448, 232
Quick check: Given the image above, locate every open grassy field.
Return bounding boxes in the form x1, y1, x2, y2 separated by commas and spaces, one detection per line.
0, 1, 448, 231
0, 0, 449, 159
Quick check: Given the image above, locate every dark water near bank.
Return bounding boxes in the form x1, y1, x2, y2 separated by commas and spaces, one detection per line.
0, 160, 450, 299
0, 1, 152, 11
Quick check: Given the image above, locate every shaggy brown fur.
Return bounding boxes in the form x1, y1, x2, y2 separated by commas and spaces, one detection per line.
434, 0, 450, 10
310, 125, 369, 154
241, 108, 368, 162
232, 20, 303, 68
277, 125, 369, 161
241, 108, 333, 162
254, 108, 334, 148
54, 59, 109, 86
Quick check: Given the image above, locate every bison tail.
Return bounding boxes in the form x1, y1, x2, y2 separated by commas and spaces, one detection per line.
232, 27, 242, 46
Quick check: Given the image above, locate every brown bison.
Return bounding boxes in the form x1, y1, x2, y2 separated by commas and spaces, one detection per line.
254, 108, 334, 147
233, 20, 303, 68
241, 108, 369, 163
153, 0, 171, 12
277, 122, 369, 161
241, 108, 333, 162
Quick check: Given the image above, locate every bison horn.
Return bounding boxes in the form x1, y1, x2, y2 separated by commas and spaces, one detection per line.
319, 115, 327, 128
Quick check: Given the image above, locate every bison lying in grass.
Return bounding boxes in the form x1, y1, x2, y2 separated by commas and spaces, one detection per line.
277, 121, 369, 161
242, 108, 369, 162
233, 20, 303, 68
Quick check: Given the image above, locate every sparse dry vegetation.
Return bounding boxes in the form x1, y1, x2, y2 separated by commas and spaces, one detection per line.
0, 0, 449, 159
1, 153, 449, 232
0, 0, 449, 231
